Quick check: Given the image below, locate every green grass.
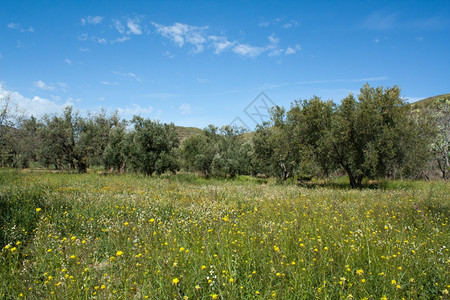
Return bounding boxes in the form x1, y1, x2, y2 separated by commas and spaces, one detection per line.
1, 170, 449, 299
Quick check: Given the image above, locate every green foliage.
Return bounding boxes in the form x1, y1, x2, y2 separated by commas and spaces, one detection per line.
103, 122, 128, 172
180, 125, 251, 177
126, 116, 180, 175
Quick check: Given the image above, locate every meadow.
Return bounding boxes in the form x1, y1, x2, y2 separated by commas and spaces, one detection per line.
0, 169, 448, 299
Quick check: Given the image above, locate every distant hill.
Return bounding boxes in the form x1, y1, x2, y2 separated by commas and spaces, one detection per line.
410, 93, 450, 109
176, 126, 203, 141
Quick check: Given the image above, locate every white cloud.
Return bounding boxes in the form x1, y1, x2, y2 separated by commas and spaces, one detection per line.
117, 104, 154, 116
0, 84, 73, 118
114, 20, 125, 34
127, 19, 142, 35
209, 36, 235, 54
258, 21, 270, 27
232, 43, 264, 58
268, 49, 284, 57
268, 34, 279, 44
282, 20, 299, 29
111, 36, 130, 43
78, 33, 89, 41
363, 13, 398, 30
7, 22, 34, 32
79, 47, 90, 52
101, 81, 119, 86
128, 72, 141, 82
96, 37, 107, 44
81, 16, 103, 25
285, 44, 301, 55
153, 22, 208, 52
34, 80, 55, 91
7, 23, 19, 30
258, 18, 299, 29
179, 103, 191, 115
196, 78, 208, 84
112, 71, 142, 82
153, 22, 301, 58
162, 51, 175, 58
65, 59, 72, 65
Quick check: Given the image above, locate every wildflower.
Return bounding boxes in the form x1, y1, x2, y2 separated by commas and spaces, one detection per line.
101, 284, 106, 289
149, 218, 155, 223
172, 278, 179, 285
229, 278, 234, 283
116, 251, 123, 256
10, 247, 17, 254
391, 280, 396, 285
195, 285, 201, 290
201, 265, 207, 270
356, 269, 364, 276
124, 222, 129, 226
70, 255, 76, 259
273, 245, 280, 252
211, 294, 218, 299
36, 208, 41, 212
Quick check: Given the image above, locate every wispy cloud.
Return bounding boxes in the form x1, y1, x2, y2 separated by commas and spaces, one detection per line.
110, 36, 130, 43
78, 33, 108, 44
363, 12, 398, 30
0, 84, 73, 118
179, 103, 191, 115
285, 44, 301, 55
282, 20, 299, 29
162, 51, 175, 58
101, 81, 119, 86
127, 18, 142, 35
153, 22, 301, 58
81, 16, 103, 26
7, 22, 34, 32
363, 12, 449, 31
232, 43, 265, 58
209, 36, 235, 54
153, 22, 208, 53
117, 104, 154, 117
65, 59, 72, 65
113, 20, 125, 34
258, 17, 299, 29
112, 71, 142, 82
34, 80, 55, 91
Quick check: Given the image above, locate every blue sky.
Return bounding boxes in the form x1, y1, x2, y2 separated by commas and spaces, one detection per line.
1, 0, 449, 130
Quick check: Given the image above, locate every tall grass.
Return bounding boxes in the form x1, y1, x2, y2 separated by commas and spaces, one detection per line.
1, 170, 448, 299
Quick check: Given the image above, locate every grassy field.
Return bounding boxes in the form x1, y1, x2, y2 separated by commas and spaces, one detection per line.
0, 169, 448, 299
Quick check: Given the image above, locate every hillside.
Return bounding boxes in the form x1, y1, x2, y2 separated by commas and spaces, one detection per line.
176, 126, 203, 141
411, 93, 450, 109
